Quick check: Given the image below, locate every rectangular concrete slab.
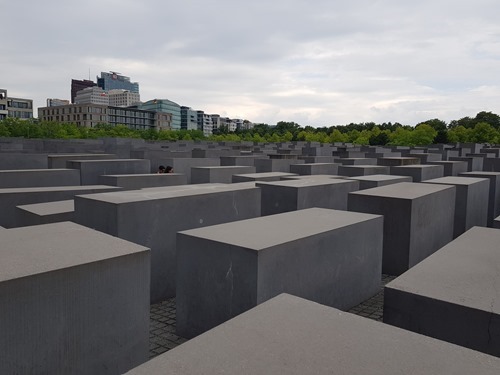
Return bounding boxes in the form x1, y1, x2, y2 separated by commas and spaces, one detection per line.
254, 158, 304, 173
0, 185, 121, 228
0, 222, 150, 375
289, 163, 340, 175
74, 183, 261, 302
16, 199, 74, 227
98, 173, 187, 190
459, 171, 500, 226
232, 172, 297, 182
0, 168, 80, 188
257, 178, 360, 216
390, 164, 444, 182
348, 182, 456, 275
176, 208, 383, 338
429, 160, 469, 176
338, 165, 390, 177
67, 159, 151, 185
191, 165, 256, 184
125, 294, 500, 375
47, 153, 117, 169
384, 226, 500, 357
423, 176, 489, 237
344, 174, 413, 190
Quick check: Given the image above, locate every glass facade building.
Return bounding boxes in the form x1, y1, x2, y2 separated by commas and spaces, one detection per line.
97, 72, 139, 93
138, 99, 181, 130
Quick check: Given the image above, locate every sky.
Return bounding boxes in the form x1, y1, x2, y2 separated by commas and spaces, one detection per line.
2, 0, 500, 127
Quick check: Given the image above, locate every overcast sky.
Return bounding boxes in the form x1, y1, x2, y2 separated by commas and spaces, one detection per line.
3, 0, 500, 127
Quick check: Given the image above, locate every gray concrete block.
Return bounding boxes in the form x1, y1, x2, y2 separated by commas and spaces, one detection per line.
191, 166, 256, 184
47, 153, 117, 169
460, 171, 500, 227
494, 216, 500, 229
280, 174, 345, 180
348, 182, 456, 275
390, 164, 444, 182
176, 208, 383, 338
428, 160, 469, 176
67, 159, 151, 185
220, 155, 267, 166
0, 185, 121, 228
289, 163, 340, 175
377, 157, 421, 167
254, 158, 304, 173
384, 226, 500, 358
0, 152, 48, 169
424, 176, 489, 237
407, 153, 442, 163
0, 168, 80, 188
345, 174, 413, 190
334, 157, 377, 165
338, 165, 390, 177
0, 222, 150, 375
298, 156, 337, 163
159, 158, 220, 183
232, 172, 297, 183
74, 184, 261, 302
16, 200, 74, 227
449, 156, 484, 171
98, 173, 187, 190
257, 178, 359, 216
125, 293, 500, 374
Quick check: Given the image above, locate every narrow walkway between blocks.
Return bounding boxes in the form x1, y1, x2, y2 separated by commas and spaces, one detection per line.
149, 274, 396, 358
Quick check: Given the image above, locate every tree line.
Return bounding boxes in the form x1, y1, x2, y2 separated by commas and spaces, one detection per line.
0, 111, 499, 146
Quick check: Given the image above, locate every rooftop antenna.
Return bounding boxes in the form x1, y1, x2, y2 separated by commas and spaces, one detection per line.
88, 68, 91, 81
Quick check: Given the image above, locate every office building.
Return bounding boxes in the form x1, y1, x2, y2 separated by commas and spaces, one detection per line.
108, 89, 140, 107
74, 86, 109, 106
97, 72, 139, 93
180, 106, 198, 131
197, 110, 214, 137
138, 99, 181, 130
71, 79, 96, 104
47, 98, 70, 107
0, 89, 33, 120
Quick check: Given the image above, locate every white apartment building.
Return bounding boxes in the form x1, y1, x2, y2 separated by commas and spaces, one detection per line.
74, 86, 109, 106
108, 89, 141, 107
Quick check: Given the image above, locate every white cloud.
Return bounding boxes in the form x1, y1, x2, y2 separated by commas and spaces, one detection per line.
2, 0, 500, 126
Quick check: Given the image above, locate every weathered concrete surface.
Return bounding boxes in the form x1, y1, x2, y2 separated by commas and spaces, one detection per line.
257, 178, 359, 216
232, 172, 297, 182
16, 200, 74, 227
390, 165, 444, 182
176, 208, 383, 338
424, 176, 489, 237
338, 165, 390, 177
67, 159, 151, 185
0, 153, 48, 169
428, 161, 469, 176
74, 183, 261, 302
125, 294, 500, 375
459, 171, 500, 226
377, 157, 420, 167
158, 158, 220, 183
449, 156, 484, 171
47, 153, 117, 169
289, 163, 340, 175
348, 182, 456, 275
0, 168, 80, 188
191, 166, 256, 184
384, 226, 500, 358
0, 185, 121, 228
98, 173, 187, 190
345, 174, 413, 190
0, 222, 150, 375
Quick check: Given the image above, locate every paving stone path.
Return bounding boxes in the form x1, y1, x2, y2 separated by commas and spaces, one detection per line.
149, 274, 396, 358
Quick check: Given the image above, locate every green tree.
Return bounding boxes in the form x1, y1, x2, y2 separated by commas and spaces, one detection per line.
409, 124, 437, 146
469, 122, 498, 143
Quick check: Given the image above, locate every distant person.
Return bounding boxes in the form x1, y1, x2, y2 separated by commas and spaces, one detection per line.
157, 165, 166, 174
165, 166, 174, 173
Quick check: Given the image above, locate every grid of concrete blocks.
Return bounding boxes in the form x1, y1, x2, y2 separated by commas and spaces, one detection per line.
1, 138, 500, 374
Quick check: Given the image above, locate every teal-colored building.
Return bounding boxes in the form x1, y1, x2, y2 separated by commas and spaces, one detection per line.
138, 99, 181, 130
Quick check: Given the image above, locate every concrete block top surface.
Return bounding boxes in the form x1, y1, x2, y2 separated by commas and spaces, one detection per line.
0, 221, 149, 283
16, 199, 74, 215
191, 166, 253, 170
424, 176, 490, 186
0, 185, 121, 194
69, 158, 143, 163
460, 171, 500, 177
0, 168, 74, 173
77, 183, 258, 204
281, 174, 344, 180
178, 208, 381, 250
392, 164, 440, 169
349, 182, 454, 199
233, 172, 297, 178
125, 294, 500, 375
386, 226, 500, 313
256, 178, 356, 188
346, 174, 412, 182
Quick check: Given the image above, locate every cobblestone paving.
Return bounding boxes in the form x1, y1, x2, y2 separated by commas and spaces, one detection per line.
149, 274, 396, 358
